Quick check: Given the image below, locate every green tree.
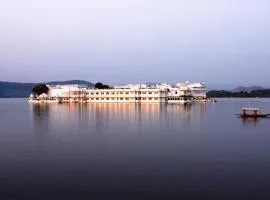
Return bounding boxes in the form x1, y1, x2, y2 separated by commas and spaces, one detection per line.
95, 82, 104, 89
32, 84, 49, 95
94, 82, 111, 89
102, 84, 110, 89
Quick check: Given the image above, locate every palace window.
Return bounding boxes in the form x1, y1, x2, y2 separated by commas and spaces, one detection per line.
126, 98, 129, 100
149, 98, 152, 100
106, 92, 109, 95
96, 98, 99, 100
126, 92, 129, 94
106, 98, 109, 100
155, 98, 158, 100
96, 92, 99, 95
148, 92, 152, 94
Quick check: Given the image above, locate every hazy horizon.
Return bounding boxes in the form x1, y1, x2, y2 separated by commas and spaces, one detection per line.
1, 0, 269, 88
0, 79, 268, 91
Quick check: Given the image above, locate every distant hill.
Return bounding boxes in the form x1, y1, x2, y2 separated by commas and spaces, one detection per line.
207, 85, 270, 98
207, 89, 270, 98
231, 86, 264, 93
0, 80, 94, 98
47, 80, 94, 87
0, 82, 36, 98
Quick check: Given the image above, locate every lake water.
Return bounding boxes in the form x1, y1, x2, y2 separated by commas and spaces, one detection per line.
0, 98, 270, 200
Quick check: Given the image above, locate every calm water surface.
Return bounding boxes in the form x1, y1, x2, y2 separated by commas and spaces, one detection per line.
0, 98, 270, 199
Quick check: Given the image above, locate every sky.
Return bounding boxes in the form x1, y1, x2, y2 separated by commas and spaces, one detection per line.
0, 0, 269, 88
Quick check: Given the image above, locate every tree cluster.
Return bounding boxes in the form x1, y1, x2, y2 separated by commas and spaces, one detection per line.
32, 84, 49, 95
94, 82, 110, 89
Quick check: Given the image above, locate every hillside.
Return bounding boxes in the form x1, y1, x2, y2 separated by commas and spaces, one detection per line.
207, 89, 270, 98
47, 80, 94, 87
0, 80, 94, 98
231, 86, 264, 93
0, 82, 36, 98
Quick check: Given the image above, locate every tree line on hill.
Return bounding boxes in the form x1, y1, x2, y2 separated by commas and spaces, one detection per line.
207, 89, 270, 98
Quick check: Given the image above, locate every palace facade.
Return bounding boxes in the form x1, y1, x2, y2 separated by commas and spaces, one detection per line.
29, 82, 208, 104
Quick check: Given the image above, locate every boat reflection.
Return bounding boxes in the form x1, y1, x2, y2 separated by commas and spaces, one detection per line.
240, 117, 260, 127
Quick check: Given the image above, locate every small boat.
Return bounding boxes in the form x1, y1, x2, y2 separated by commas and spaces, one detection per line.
236, 108, 270, 118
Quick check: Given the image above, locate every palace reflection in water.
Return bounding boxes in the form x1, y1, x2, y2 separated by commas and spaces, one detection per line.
30, 103, 211, 136
2, 99, 270, 199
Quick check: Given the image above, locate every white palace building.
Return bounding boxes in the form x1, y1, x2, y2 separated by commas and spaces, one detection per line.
29, 82, 209, 104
